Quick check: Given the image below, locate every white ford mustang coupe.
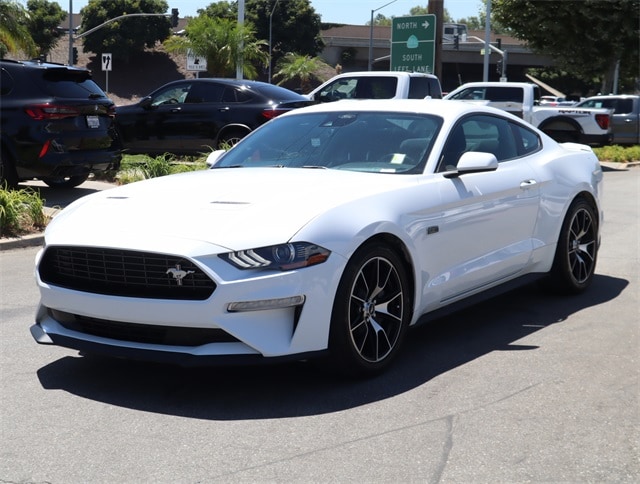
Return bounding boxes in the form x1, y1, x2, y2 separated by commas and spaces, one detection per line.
32, 100, 603, 376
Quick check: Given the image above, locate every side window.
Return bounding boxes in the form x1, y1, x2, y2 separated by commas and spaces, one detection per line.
510, 122, 541, 156
408, 77, 441, 99
151, 84, 191, 106
438, 114, 519, 171
185, 82, 224, 103
368, 77, 397, 98
318, 79, 357, 102
614, 99, 633, 114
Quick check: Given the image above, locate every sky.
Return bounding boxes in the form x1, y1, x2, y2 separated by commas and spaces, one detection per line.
45, 1, 483, 25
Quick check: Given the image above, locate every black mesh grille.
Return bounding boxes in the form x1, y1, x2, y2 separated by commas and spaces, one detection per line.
51, 310, 237, 346
39, 247, 216, 300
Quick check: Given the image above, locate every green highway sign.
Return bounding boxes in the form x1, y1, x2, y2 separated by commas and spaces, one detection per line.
391, 15, 436, 73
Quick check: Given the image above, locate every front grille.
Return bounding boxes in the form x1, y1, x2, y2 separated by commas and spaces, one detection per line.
51, 309, 238, 346
39, 247, 216, 300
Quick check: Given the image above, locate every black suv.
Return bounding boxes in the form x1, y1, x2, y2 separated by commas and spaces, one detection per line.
1, 59, 121, 189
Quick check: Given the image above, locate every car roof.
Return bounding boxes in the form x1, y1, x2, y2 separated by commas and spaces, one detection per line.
159, 78, 281, 88
1, 58, 90, 73
321, 71, 438, 79
278, 98, 514, 119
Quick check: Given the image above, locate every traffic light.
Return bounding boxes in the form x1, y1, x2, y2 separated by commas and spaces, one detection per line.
171, 8, 179, 27
453, 34, 459, 50
72, 47, 78, 65
496, 59, 503, 74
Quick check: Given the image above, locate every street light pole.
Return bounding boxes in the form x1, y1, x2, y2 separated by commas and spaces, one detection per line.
68, 0, 73, 65
368, 0, 397, 71
268, 0, 280, 84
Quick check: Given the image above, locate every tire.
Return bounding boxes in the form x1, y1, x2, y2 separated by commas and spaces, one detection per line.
217, 129, 248, 149
544, 198, 598, 294
540, 122, 580, 143
42, 174, 89, 189
328, 244, 411, 377
0, 147, 19, 189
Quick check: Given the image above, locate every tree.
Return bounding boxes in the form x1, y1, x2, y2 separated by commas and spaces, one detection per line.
410, 5, 453, 22
456, 16, 483, 30
26, 0, 66, 57
367, 13, 393, 27
198, 1, 323, 68
79, 0, 171, 62
163, 16, 268, 78
492, 0, 639, 93
0, 1, 37, 58
273, 52, 330, 93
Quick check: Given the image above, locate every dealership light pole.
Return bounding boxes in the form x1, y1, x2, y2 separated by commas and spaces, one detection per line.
368, 0, 397, 71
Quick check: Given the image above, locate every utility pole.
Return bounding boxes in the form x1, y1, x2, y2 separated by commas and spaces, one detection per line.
368, 0, 397, 71
428, 0, 443, 80
237, 0, 245, 79
483, 0, 492, 81
67, 0, 73, 65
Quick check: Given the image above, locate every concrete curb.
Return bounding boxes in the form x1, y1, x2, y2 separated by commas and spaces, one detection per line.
1, 161, 638, 251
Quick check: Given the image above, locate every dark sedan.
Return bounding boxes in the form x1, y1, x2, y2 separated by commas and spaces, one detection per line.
115, 78, 314, 156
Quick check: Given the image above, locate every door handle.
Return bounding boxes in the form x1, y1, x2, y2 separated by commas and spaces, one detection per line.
520, 179, 538, 189
170, 107, 181, 113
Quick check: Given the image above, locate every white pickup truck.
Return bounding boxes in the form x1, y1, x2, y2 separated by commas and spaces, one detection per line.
306, 71, 442, 102
445, 82, 613, 146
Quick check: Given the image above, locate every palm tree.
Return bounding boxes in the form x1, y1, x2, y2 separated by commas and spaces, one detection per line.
164, 16, 268, 79
0, 1, 37, 58
273, 53, 330, 93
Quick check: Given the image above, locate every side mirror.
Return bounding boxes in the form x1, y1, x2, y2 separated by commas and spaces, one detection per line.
457, 151, 499, 172
444, 151, 498, 178
138, 96, 153, 109
206, 149, 227, 167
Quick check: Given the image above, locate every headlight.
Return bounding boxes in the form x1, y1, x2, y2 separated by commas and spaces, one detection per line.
221, 242, 330, 270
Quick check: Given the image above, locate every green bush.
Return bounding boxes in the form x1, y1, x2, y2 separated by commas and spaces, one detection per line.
116, 153, 207, 184
0, 185, 47, 238
593, 145, 640, 163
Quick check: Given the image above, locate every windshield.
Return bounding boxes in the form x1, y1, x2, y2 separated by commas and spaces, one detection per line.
213, 111, 442, 174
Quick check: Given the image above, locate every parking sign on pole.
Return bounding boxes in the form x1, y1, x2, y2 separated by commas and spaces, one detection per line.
101, 53, 112, 92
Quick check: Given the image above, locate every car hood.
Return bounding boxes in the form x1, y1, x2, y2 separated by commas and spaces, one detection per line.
46, 168, 411, 254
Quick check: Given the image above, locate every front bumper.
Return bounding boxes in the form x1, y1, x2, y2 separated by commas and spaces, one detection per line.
33, 250, 346, 365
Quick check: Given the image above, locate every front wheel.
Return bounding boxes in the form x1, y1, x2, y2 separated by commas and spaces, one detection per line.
544, 198, 598, 294
328, 244, 411, 377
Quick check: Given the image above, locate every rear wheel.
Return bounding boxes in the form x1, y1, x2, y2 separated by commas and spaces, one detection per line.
540, 121, 580, 143
328, 244, 411, 377
544, 198, 598, 294
42, 174, 89, 189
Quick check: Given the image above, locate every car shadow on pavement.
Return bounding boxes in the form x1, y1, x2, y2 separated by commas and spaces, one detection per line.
36, 274, 628, 420
20, 180, 115, 213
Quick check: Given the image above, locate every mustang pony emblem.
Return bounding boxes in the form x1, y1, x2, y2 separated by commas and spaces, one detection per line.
166, 265, 195, 286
